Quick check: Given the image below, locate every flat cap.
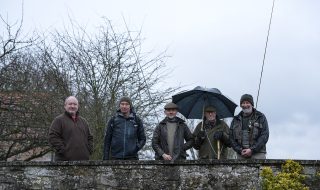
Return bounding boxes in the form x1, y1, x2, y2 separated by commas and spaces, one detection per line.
164, 102, 178, 109
205, 105, 216, 112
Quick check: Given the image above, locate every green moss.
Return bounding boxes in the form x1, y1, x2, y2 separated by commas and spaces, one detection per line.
261, 160, 309, 190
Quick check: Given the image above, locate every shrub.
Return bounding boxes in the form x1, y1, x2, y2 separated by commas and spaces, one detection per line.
261, 160, 309, 190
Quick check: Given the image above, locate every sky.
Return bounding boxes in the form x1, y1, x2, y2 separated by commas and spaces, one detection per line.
1, 0, 320, 160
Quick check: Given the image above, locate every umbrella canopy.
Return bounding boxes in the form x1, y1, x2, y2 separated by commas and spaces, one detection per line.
172, 86, 237, 119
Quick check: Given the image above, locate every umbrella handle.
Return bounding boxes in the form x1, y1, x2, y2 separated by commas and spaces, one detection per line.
217, 140, 221, 160
201, 104, 205, 131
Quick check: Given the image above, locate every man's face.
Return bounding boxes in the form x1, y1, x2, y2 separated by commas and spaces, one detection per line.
205, 111, 216, 121
120, 101, 131, 114
241, 100, 253, 114
64, 97, 79, 115
240, 101, 253, 110
164, 108, 178, 119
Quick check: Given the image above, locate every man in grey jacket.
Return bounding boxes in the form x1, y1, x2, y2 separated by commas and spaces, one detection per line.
230, 94, 269, 159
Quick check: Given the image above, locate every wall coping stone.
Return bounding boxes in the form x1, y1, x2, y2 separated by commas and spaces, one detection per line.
1, 159, 319, 190
1, 159, 319, 166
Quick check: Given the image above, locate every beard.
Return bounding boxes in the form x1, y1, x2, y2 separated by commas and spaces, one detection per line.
242, 107, 253, 114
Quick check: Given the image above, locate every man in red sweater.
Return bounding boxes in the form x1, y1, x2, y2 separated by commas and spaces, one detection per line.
49, 96, 93, 161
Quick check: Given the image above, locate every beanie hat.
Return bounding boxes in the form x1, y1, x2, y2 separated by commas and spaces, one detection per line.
240, 94, 254, 106
119, 96, 132, 107
164, 102, 178, 110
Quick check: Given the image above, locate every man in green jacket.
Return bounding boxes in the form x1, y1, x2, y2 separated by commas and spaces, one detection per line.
193, 105, 231, 159
49, 96, 93, 161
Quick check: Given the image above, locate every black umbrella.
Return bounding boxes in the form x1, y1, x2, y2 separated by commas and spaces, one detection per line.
172, 86, 237, 119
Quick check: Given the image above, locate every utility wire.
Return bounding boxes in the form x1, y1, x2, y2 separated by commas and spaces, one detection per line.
256, 0, 276, 108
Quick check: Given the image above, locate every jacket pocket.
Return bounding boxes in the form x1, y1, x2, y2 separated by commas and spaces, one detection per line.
252, 122, 262, 139
234, 125, 242, 143
126, 144, 138, 156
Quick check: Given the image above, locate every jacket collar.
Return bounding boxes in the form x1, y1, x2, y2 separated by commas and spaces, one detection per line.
116, 110, 134, 119
64, 111, 79, 120
234, 108, 263, 120
159, 116, 185, 125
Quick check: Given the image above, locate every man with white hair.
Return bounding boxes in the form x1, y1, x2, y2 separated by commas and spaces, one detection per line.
49, 96, 93, 161
193, 105, 231, 159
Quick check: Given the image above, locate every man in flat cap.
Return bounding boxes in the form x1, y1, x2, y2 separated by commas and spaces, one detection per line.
230, 94, 269, 159
103, 96, 146, 160
193, 105, 231, 159
152, 102, 194, 160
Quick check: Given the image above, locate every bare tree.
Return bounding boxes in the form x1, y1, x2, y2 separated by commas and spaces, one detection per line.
0, 11, 72, 160
0, 15, 179, 160
0, 12, 37, 62
0, 13, 50, 160
0, 49, 68, 161
48, 19, 178, 159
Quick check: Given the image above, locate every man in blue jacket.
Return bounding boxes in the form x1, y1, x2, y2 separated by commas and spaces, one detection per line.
103, 96, 146, 160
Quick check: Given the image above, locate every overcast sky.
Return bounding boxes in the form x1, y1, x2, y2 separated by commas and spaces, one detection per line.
1, 0, 320, 160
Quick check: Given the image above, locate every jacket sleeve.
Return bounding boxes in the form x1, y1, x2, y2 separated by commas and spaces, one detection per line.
86, 122, 94, 155
136, 117, 146, 150
183, 124, 194, 151
193, 123, 204, 150
103, 118, 113, 160
48, 117, 65, 154
250, 114, 269, 153
221, 121, 231, 148
152, 125, 165, 157
229, 119, 242, 154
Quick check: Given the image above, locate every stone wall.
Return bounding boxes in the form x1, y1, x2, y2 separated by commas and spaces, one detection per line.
0, 160, 319, 190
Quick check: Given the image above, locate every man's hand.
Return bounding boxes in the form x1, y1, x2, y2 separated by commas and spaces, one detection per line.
198, 130, 206, 139
162, 153, 172, 160
213, 131, 223, 140
241, 148, 252, 157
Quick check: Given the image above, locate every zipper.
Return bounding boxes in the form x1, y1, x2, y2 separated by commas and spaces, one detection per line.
123, 119, 127, 158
